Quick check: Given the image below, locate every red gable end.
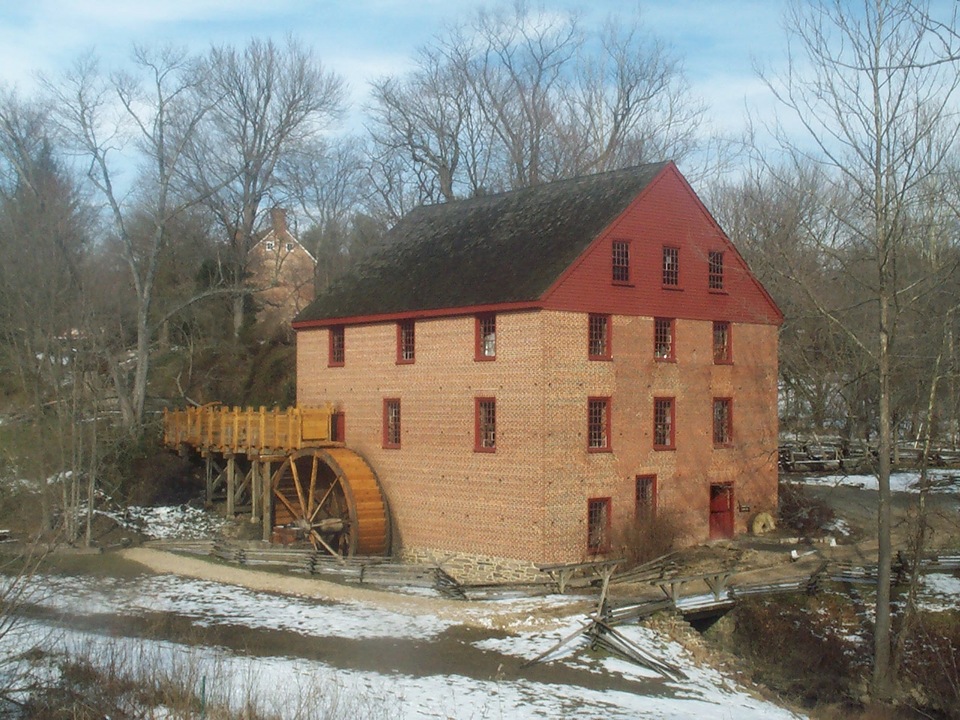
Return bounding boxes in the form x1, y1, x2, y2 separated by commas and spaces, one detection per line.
541, 163, 783, 325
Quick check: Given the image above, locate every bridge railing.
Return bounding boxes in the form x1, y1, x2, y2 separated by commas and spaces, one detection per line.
162, 404, 340, 454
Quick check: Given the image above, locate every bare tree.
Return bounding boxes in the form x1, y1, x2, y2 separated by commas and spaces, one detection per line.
189, 37, 346, 338
43, 46, 215, 433
366, 4, 707, 214
759, 0, 960, 697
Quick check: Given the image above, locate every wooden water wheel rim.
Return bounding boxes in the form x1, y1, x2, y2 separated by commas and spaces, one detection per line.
271, 447, 389, 558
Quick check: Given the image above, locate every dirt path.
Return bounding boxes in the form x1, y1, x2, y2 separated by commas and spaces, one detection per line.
119, 547, 591, 631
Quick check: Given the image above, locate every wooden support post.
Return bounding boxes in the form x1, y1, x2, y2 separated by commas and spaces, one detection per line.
250, 460, 260, 524
205, 455, 213, 505
262, 461, 273, 542
226, 454, 236, 516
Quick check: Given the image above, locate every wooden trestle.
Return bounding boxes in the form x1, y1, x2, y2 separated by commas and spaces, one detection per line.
162, 405, 390, 558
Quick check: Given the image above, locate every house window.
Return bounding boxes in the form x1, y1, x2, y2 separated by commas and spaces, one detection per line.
475, 397, 496, 452
713, 321, 732, 364
328, 326, 345, 367
612, 241, 630, 283
636, 475, 657, 518
383, 399, 401, 449
713, 398, 733, 447
708, 251, 724, 290
654, 397, 675, 449
587, 498, 611, 554
662, 246, 679, 286
397, 320, 415, 363
588, 314, 611, 360
476, 314, 496, 360
264, 240, 275, 251
588, 397, 611, 451
654, 318, 675, 361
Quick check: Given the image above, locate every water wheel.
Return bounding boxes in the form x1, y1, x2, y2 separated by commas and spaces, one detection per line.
271, 448, 390, 557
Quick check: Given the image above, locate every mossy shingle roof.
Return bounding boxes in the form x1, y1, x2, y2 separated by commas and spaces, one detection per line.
294, 162, 668, 324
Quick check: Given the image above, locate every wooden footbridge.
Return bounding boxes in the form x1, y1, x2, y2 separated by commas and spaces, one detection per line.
162, 404, 390, 558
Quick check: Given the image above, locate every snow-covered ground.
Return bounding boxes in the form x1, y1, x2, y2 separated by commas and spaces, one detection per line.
96, 504, 229, 540
11, 571, 804, 719
796, 469, 960, 493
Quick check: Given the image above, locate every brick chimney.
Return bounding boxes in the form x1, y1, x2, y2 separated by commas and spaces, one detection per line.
270, 207, 288, 237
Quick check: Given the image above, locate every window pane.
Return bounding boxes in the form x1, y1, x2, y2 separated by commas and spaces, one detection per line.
479, 315, 496, 358
478, 399, 496, 449
654, 398, 674, 448
713, 398, 731, 445
588, 398, 609, 449
612, 241, 630, 282
708, 251, 724, 290
662, 247, 679, 285
713, 321, 730, 363
587, 498, 610, 553
654, 318, 673, 360
589, 314, 608, 358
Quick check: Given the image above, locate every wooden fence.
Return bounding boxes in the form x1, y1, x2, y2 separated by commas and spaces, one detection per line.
162, 404, 341, 455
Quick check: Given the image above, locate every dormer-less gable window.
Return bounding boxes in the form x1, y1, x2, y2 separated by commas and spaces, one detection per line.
708, 251, 724, 290
264, 240, 275, 251
662, 246, 679, 286
285, 242, 295, 252
612, 241, 630, 283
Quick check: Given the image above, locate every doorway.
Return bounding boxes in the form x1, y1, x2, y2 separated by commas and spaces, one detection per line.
709, 482, 734, 539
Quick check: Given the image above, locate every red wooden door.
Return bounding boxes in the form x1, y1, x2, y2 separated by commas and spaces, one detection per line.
709, 483, 734, 539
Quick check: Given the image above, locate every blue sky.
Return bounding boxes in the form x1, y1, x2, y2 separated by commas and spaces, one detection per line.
0, 0, 789, 142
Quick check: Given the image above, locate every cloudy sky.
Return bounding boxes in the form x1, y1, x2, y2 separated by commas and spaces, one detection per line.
0, 0, 789, 142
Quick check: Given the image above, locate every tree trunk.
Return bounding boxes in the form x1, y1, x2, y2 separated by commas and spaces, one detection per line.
873, 290, 894, 698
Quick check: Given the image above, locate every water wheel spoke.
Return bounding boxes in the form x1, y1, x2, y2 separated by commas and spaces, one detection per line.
307, 453, 319, 518
310, 529, 343, 561
310, 475, 343, 523
289, 459, 309, 517
273, 488, 301, 522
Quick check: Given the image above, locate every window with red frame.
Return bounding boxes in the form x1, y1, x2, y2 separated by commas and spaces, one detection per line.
476, 314, 496, 360
475, 398, 496, 451
654, 318, 674, 360
612, 241, 630, 283
587, 498, 611, 553
588, 397, 611, 451
713, 321, 731, 363
662, 246, 679, 286
397, 320, 415, 363
329, 326, 345, 366
713, 398, 732, 446
654, 397, 675, 449
588, 314, 611, 359
636, 475, 657, 518
383, 399, 401, 448
708, 250, 724, 290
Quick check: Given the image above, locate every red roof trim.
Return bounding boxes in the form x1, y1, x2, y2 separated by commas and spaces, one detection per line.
292, 300, 542, 330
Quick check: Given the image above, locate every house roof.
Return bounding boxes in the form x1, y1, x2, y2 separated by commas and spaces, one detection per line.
294, 162, 668, 325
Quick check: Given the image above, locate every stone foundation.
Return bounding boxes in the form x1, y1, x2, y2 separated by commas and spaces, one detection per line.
401, 548, 542, 585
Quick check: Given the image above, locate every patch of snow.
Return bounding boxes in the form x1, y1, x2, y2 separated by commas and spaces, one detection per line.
11, 572, 807, 719
28, 574, 453, 641
97, 505, 227, 540
797, 469, 960, 494
920, 573, 960, 612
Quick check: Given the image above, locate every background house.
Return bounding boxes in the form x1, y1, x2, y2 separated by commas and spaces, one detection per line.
293, 162, 782, 578
247, 208, 317, 334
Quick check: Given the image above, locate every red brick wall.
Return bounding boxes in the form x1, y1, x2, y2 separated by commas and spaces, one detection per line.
298, 311, 549, 561
296, 308, 778, 564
